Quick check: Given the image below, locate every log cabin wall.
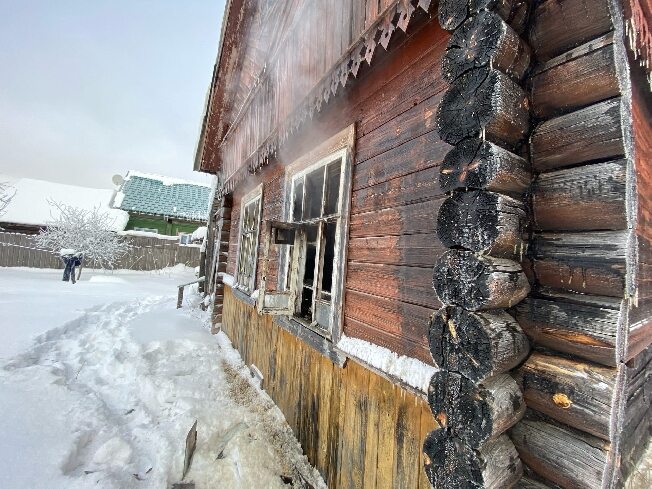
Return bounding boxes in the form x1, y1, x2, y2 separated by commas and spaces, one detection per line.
225, 15, 452, 364
507, 0, 652, 487
222, 286, 437, 489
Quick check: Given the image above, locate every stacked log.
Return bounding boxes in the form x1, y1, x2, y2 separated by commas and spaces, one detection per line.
423, 3, 533, 487
505, 0, 652, 486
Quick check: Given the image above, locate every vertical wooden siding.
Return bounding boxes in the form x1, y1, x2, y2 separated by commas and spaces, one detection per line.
222, 287, 436, 489
225, 19, 451, 362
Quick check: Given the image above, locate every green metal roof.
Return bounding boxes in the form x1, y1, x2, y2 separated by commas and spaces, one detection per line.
115, 173, 211, 221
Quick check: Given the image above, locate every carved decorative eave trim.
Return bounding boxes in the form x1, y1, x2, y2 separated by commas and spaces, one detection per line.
624, 0, 652, 88
215, 0, 434, 197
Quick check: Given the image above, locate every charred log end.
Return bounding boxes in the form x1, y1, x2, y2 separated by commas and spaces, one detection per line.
440, 138, 530, 194
443, 11, 531, 84
429, 306, 530, 381
433, 250, 530, 310
436, 67, 529, 147
438, 0, 471, 31
424, 429, 523, 488
436, 189, 526, 258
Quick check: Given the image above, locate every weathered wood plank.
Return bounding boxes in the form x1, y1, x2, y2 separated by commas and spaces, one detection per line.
515, 352, 616, 440
530, 35, 620, 118
349, 200, 441, 238
346, 262, 441, 309
528, 0, 613, 61
513, 291, 623, 367
531, 231, 628, 297
532, 160, 627, 231
348, 233, 446, 268
530, 98, 625, 172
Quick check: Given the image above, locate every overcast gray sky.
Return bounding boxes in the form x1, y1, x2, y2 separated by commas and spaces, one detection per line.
0, 1, 225, 188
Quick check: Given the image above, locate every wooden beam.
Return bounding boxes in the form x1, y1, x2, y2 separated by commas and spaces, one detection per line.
423, 430, 523, 488
530, 98, 626, 172
528, 0, 613, 61
532, 160, 627, 231
515, 352, 616, 440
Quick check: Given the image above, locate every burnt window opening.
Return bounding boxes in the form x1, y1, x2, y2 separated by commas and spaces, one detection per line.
235, 189, 262, 294
257, 147, 351, 341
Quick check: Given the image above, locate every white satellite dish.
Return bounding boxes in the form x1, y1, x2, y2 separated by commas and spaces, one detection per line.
112, 174, 125, 186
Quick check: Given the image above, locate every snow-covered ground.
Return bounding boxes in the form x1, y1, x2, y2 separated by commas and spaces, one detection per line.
0, 266, 325, 489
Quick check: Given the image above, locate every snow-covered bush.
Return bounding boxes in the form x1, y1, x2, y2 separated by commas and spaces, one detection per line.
0, 181, 15, 218
35, 201, 130, 272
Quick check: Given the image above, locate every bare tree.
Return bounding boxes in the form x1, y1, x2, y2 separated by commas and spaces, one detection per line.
0, 181, 15, 219
35, 201, 130, 278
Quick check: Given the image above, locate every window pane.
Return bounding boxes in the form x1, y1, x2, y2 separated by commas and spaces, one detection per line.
299, 287, 313, 320
304, 243, 316, 286
304, 167, 324, 219
292, 179, 303, 222
320, 221, 336, 296
324, 159, 341, 216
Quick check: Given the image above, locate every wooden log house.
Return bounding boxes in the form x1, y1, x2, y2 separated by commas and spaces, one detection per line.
194, 0, 652, 487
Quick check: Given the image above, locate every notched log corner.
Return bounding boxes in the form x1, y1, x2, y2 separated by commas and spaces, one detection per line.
433, 249, 530, 310
429, 306, 530, 381
437, 189, 526, 258
436, 67, 529, 147
440, 138, 530, 195
438, 0, 529, 33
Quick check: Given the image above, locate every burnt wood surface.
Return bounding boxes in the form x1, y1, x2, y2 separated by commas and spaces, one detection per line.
438, 0, 529, 33
429, 306, 530, 381
532, 160, 627, 231
423, 430, 523, 488
513, 290, 623, 366
428, 371, 526, 447
510, 415, 611, 489
440, 138, 530, 195
437, 190, 526, 257
531, 231, 628, 298
434, 250, 530, 310
436, 67, 530, 147
515, 352, 616, 440
529, 35, 620, 119
530, 98, 626, 172
528, 0, 613, 62
443, 11, 531, 83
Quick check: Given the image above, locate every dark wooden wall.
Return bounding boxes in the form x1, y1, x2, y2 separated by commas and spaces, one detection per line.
222, 287, 436, 489
225, 18, 451, 364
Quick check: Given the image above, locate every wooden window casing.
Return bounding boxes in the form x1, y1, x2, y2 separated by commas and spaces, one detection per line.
258, 140, 353, 343
235, 186, 262, 294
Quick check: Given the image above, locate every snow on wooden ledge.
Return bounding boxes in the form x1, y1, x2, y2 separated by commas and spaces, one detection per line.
336, 335, 438, 393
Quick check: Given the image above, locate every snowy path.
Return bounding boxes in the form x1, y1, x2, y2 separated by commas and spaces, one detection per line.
0, 267, 325, 489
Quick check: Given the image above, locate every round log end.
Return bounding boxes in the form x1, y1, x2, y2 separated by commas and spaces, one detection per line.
438, 0, 471, 31
429, 306, 530, 381
433, 250, 530, 310
423, 429, 483, 488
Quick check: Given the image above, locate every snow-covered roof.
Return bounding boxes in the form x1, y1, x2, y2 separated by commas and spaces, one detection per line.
113, 171, 211, 221
0, 175, 129, 231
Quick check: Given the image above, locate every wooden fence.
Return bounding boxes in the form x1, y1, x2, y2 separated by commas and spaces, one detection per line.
0, 232, 200, 271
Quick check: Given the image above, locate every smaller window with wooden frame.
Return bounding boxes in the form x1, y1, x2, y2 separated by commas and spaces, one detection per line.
235, 185, 262, 294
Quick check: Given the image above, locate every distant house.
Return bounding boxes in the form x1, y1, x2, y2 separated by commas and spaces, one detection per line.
112, 171, 211, 236
0, 175, 128, 234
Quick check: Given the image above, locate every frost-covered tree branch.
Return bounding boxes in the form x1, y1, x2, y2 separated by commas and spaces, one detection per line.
0, 181, 15, 218
35, 201, 130, 269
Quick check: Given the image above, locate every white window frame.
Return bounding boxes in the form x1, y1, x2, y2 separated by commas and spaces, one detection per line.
258, 144, 352, 343
234, 185, 263, 295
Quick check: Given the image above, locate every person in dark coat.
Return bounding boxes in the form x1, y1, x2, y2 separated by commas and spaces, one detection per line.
61, 250, 82, 284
